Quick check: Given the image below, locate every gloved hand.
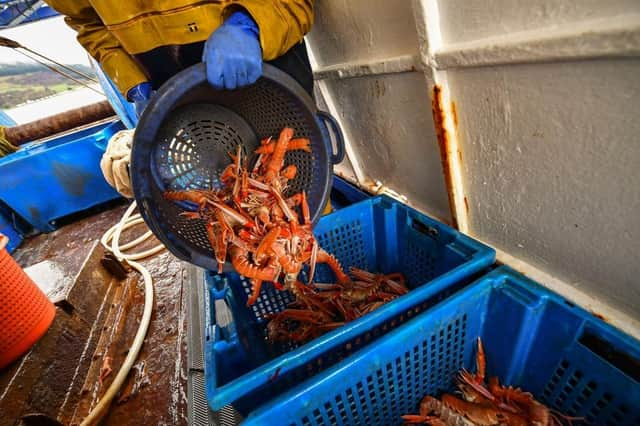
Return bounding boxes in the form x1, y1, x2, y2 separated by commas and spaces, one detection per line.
202, 10, 262, 90
100, 129, 135, 198
127, 82, 152, 118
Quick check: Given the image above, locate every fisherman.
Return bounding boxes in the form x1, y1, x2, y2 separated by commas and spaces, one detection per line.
43, 1, 314, 117
43, 1, 315, 198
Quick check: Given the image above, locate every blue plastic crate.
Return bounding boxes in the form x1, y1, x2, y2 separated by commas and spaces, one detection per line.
0, 120, 124, 232
204, 195, 495, 414
244, 266, 640, 426
0, 210, 22, 253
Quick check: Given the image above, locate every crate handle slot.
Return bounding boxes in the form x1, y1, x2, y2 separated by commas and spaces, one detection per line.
212, 297, 238, 343
498, 281, 542, 307
214, 298, 234, 329
579, 330, 640, 382
411, 218, 438, 238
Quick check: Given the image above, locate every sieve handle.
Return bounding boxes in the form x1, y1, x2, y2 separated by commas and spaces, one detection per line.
317, 111, 345, 164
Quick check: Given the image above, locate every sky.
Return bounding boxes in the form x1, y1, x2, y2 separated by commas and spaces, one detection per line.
0, 16, 91, 65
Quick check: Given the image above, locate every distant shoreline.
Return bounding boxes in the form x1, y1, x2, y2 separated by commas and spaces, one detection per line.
5, 84, 105, 124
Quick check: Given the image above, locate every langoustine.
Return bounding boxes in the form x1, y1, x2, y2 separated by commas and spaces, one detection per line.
164, 127, 350, 305
402, 338, 580, 425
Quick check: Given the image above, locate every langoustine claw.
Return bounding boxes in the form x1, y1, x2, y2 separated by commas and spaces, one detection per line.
229, 245, 280, 282
316, 249, 350, 284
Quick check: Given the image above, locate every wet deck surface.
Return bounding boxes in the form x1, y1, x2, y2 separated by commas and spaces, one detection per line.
14, 203, 128, 292
1, 202, 190, 425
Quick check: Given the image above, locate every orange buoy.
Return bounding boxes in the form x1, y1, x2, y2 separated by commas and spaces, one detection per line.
0, 233, 55, 369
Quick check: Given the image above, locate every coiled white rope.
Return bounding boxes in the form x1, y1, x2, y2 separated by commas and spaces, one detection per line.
81, 201, 164, 425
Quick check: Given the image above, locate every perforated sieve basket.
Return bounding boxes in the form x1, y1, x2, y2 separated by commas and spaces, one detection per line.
131, 63, 345, 271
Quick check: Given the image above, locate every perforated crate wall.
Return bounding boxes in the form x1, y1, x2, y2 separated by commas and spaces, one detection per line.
300, 314, 469, 426
536, 343, 640, 425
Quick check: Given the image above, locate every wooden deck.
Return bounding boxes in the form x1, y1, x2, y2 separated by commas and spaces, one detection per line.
1, 201, 190, 425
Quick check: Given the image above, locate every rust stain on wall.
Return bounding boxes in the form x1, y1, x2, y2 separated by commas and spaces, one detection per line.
591, 311, 608, 323
464, 196, 470, 214
431, 85, 459, 229
372, 79, 386, 98
451, 102, 463, 172
451, 101, 458, 128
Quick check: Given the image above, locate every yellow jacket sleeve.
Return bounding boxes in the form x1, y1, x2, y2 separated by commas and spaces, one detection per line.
44, 0, 148, 96
229, 0, 314, 61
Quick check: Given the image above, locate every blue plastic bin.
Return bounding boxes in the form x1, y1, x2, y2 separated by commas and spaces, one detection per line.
0, 210, 23, 253
243, 266, 640, 426
0, 120, 124, 232
205, 195, 495, 414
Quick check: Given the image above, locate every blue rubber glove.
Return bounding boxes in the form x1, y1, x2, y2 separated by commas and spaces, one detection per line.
202, 10, 262, 90
127, 82, 152, 118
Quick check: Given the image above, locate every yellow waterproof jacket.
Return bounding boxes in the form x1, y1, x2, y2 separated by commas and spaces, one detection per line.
44, 0, 314, 96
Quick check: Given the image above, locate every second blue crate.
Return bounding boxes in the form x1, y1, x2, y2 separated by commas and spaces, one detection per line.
244, 266, 640, 426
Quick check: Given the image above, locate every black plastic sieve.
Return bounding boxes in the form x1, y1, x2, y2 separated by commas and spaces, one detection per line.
131, 63, 344, 271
